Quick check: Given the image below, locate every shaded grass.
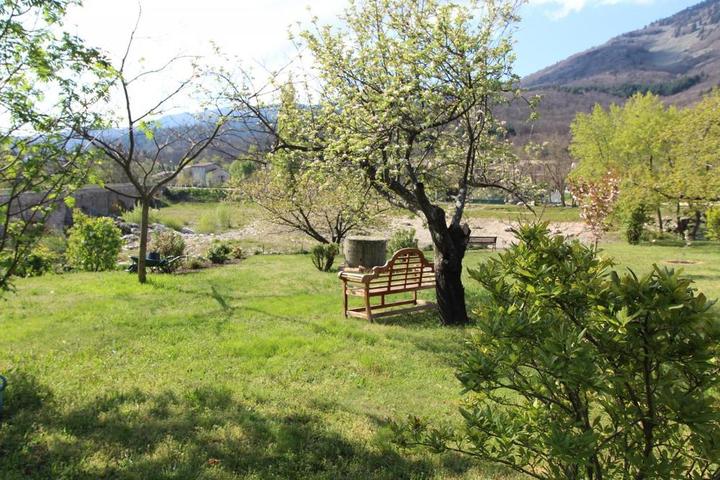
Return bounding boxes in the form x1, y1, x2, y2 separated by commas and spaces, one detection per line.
1, 254, 505, 479
2, 243, 719, 479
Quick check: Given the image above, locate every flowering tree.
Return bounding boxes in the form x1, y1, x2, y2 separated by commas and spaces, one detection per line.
569, 173, 619, 247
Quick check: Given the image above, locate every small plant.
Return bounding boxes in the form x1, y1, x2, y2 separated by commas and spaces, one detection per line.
184, 256, 209, 270
207, 242, 231, 264
14, 245, 57, 277
197, 212, 218, 234
706, 206, 720, 240
388, 228, 418, 253
310, 243, 339, 272
161, 217, 184, 232
151, 231, 185, 272
66, 212, 122, 272
229, 243, 244, 260
122, 204, 160, 225
215, 204, 233, 230
624, 203, 648, 244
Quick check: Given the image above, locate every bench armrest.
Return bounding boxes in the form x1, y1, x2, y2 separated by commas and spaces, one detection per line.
338, 270, 375, 284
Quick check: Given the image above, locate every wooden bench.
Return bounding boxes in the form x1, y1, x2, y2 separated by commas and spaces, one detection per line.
467, 235, 497, 250
338, 248, 436, 322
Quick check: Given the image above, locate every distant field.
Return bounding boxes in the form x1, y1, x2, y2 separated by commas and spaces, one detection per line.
2, 240, 719, 479
462, 203, 580, 223
155, 201, 261, 234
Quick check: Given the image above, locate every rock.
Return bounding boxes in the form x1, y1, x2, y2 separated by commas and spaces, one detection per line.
181, 227, 195, 234
114, 220, 134, 235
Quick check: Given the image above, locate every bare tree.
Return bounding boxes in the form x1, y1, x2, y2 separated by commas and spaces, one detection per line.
75, 11, 233, 283
524, 137, 573, 206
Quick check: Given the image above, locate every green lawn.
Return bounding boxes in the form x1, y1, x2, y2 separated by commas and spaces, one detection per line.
462, 204, 580, 223
2, 242, 719, 479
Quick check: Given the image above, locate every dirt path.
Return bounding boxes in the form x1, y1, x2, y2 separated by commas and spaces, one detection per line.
389, 216, 595, 248
129, 215, 595, 258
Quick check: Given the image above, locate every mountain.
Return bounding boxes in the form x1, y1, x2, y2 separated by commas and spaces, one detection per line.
504, 0, 720, 144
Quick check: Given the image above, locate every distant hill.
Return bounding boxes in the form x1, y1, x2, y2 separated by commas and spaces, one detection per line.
504, 0, 720, 145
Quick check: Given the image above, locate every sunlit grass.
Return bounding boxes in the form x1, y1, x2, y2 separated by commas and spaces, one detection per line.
2, 242, 719, 479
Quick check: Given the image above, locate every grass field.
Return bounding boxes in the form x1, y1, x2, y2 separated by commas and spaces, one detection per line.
2, 242, 719, 479
462, 204, 580, 223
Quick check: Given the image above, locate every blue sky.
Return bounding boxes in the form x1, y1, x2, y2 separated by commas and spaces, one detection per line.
64, 0, 702, 114
514, 0, 700, 75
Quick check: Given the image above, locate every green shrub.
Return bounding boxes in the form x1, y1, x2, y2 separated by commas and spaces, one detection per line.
310, 243, 339, 272
161, 217, 184, 232
39, 231, 67, 256
215, 204, 233, 229
184, 256, 208, 270
197, 212, 218, 234
706, 206, 720, 240
395, 223, 720, 479
207, 242, 231, 264
14, 245, 57, 277
151, 231, 185, 272
66, 212, 122, 272
388, 228, 418, 253
229, 243, 244, 259
121, 205, 160, 225
624, 203, 648, 244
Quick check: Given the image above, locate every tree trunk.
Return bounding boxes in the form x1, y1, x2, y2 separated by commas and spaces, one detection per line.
689, 209, 702, 241
137, 199, 150, 283
656, 207, 663, 233
428, 217, 469, 326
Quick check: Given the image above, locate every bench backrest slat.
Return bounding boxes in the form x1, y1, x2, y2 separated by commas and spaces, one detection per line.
370, 248, 435, 287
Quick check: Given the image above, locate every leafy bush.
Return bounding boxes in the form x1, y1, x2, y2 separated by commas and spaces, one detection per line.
388, 228, 418, 253
623, 203, 648, 244
151, 231, 185, 272
395, 224, 720, 479
14, 245, 57, 277
229, 243, 244, 259
66, 212, 122, 272
215, 204, 233, 229
207, 242, 231, 264
184, 256, 209, 270
310, 243, 339, 272
197, 212, 218, 234
706, 206, 720, 240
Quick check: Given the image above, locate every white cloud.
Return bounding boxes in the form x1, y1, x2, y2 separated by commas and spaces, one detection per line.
529, 0, 656, 20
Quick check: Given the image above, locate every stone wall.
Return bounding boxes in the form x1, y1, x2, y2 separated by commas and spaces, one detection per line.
1, 183, 138, 230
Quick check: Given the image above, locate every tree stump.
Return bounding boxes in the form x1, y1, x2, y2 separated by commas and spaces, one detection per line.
344, 236, 387, 268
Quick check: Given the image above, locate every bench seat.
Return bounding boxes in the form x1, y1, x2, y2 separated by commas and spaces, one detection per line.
338, 248, 436, 321
468, 235, 497, 250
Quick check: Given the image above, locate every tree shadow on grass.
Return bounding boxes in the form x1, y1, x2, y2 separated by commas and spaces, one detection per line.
0, 370, 438, 480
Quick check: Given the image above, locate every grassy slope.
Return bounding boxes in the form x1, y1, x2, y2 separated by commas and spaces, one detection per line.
2, 243, 719, 479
